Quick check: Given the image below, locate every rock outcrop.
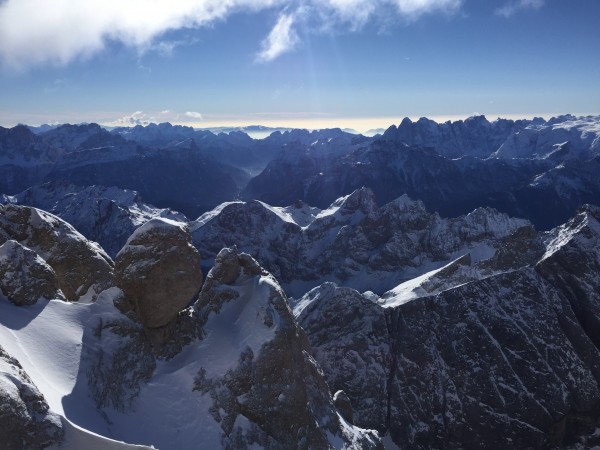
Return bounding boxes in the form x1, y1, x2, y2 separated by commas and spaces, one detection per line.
294, 283, 391, 431
0, 345, 63, 449
115, 218, 202, 329
193, 247, 382, 449
0, 240, 64, 305
0, 204, 113, 301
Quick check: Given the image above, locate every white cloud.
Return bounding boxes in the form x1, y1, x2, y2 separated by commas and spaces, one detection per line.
105, 111, 165, 127
256, 13, 299, 62
388, 0, 462, 19
185, 111, 204, 119
495, 0, 544, 18
254, 0, 461, 61
0, 0, 464, 69
106, 110, 203, 127
319, 0, 461, 28
0, 0, 280, 70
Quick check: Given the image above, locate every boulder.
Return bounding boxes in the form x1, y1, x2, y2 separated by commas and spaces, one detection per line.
115, 218, 202, 329
0, 240, 64, 305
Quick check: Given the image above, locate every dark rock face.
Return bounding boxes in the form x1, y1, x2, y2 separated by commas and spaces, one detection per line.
536, 205, 600, 354
386, 269, 600, 449
0, 240, 64, 305
296, 206, 600, 449
115, 218, 202, 329
193, 247, 382, 449
295, 283, 391, 431
0, 204, 114, 301
0, 345, 63, 449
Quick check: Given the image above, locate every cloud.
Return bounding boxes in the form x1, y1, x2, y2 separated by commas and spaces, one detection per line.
495, 0, 544, 18
0, 0, 464, 70
255, 0, 461, 61
106, 111, 155, 127
0, 0, 278, 70
185, 111, 204, 120
106, 110, 203, 126
256, 13, 299, 62
318, 0, 462, 28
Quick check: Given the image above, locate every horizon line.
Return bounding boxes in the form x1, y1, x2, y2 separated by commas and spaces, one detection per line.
1, 112, 598, 134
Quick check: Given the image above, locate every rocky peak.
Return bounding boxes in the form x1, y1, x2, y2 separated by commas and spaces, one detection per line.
5, 180, 187, 258
0, 204, 113, 301
294, 283, 391, 431
40, 123, 105, 151
333, 187, 378, 216
193, 247, 382, 448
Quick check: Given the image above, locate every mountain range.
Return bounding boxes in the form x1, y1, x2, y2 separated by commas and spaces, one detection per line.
1, 114, 600, 449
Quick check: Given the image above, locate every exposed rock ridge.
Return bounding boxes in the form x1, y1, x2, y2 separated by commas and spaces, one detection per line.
0, 204, 113, 302
0, 344, 64, 449
193, 247, 382, 449
0, 240, 64, 305
2, 180, 188, 257
192, 187, 532, 297
295, 205, 600, 449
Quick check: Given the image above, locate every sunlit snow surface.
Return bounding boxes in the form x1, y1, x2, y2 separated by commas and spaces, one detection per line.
0, 268, 348, 449
0, 288, 221, 448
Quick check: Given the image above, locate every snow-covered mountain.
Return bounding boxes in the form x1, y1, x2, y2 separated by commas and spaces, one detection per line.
2, 180, 187, 258
2, 193, 600, 448
294, 204, 600, 449
243, 115, 600, 230
382, 114, 528, 158
0, 124, 249, 219
109, 122, 366, 176
382, 114, 600, 160
192, 187, 533, 297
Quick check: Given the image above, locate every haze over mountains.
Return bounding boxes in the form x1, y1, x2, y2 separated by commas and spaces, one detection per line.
1, 114, 600, 449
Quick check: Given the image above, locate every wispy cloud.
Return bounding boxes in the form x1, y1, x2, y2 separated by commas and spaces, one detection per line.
256, 13, 299, 62
254, 0, 461, 62
185, 111, 204, 120
0, 0, 464, 70
495, 0, 544, 18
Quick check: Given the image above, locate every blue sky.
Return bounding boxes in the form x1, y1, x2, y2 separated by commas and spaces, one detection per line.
0, 0, 598, 131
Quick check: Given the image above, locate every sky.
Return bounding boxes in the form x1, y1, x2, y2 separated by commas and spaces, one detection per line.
0, 0, 599, 132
